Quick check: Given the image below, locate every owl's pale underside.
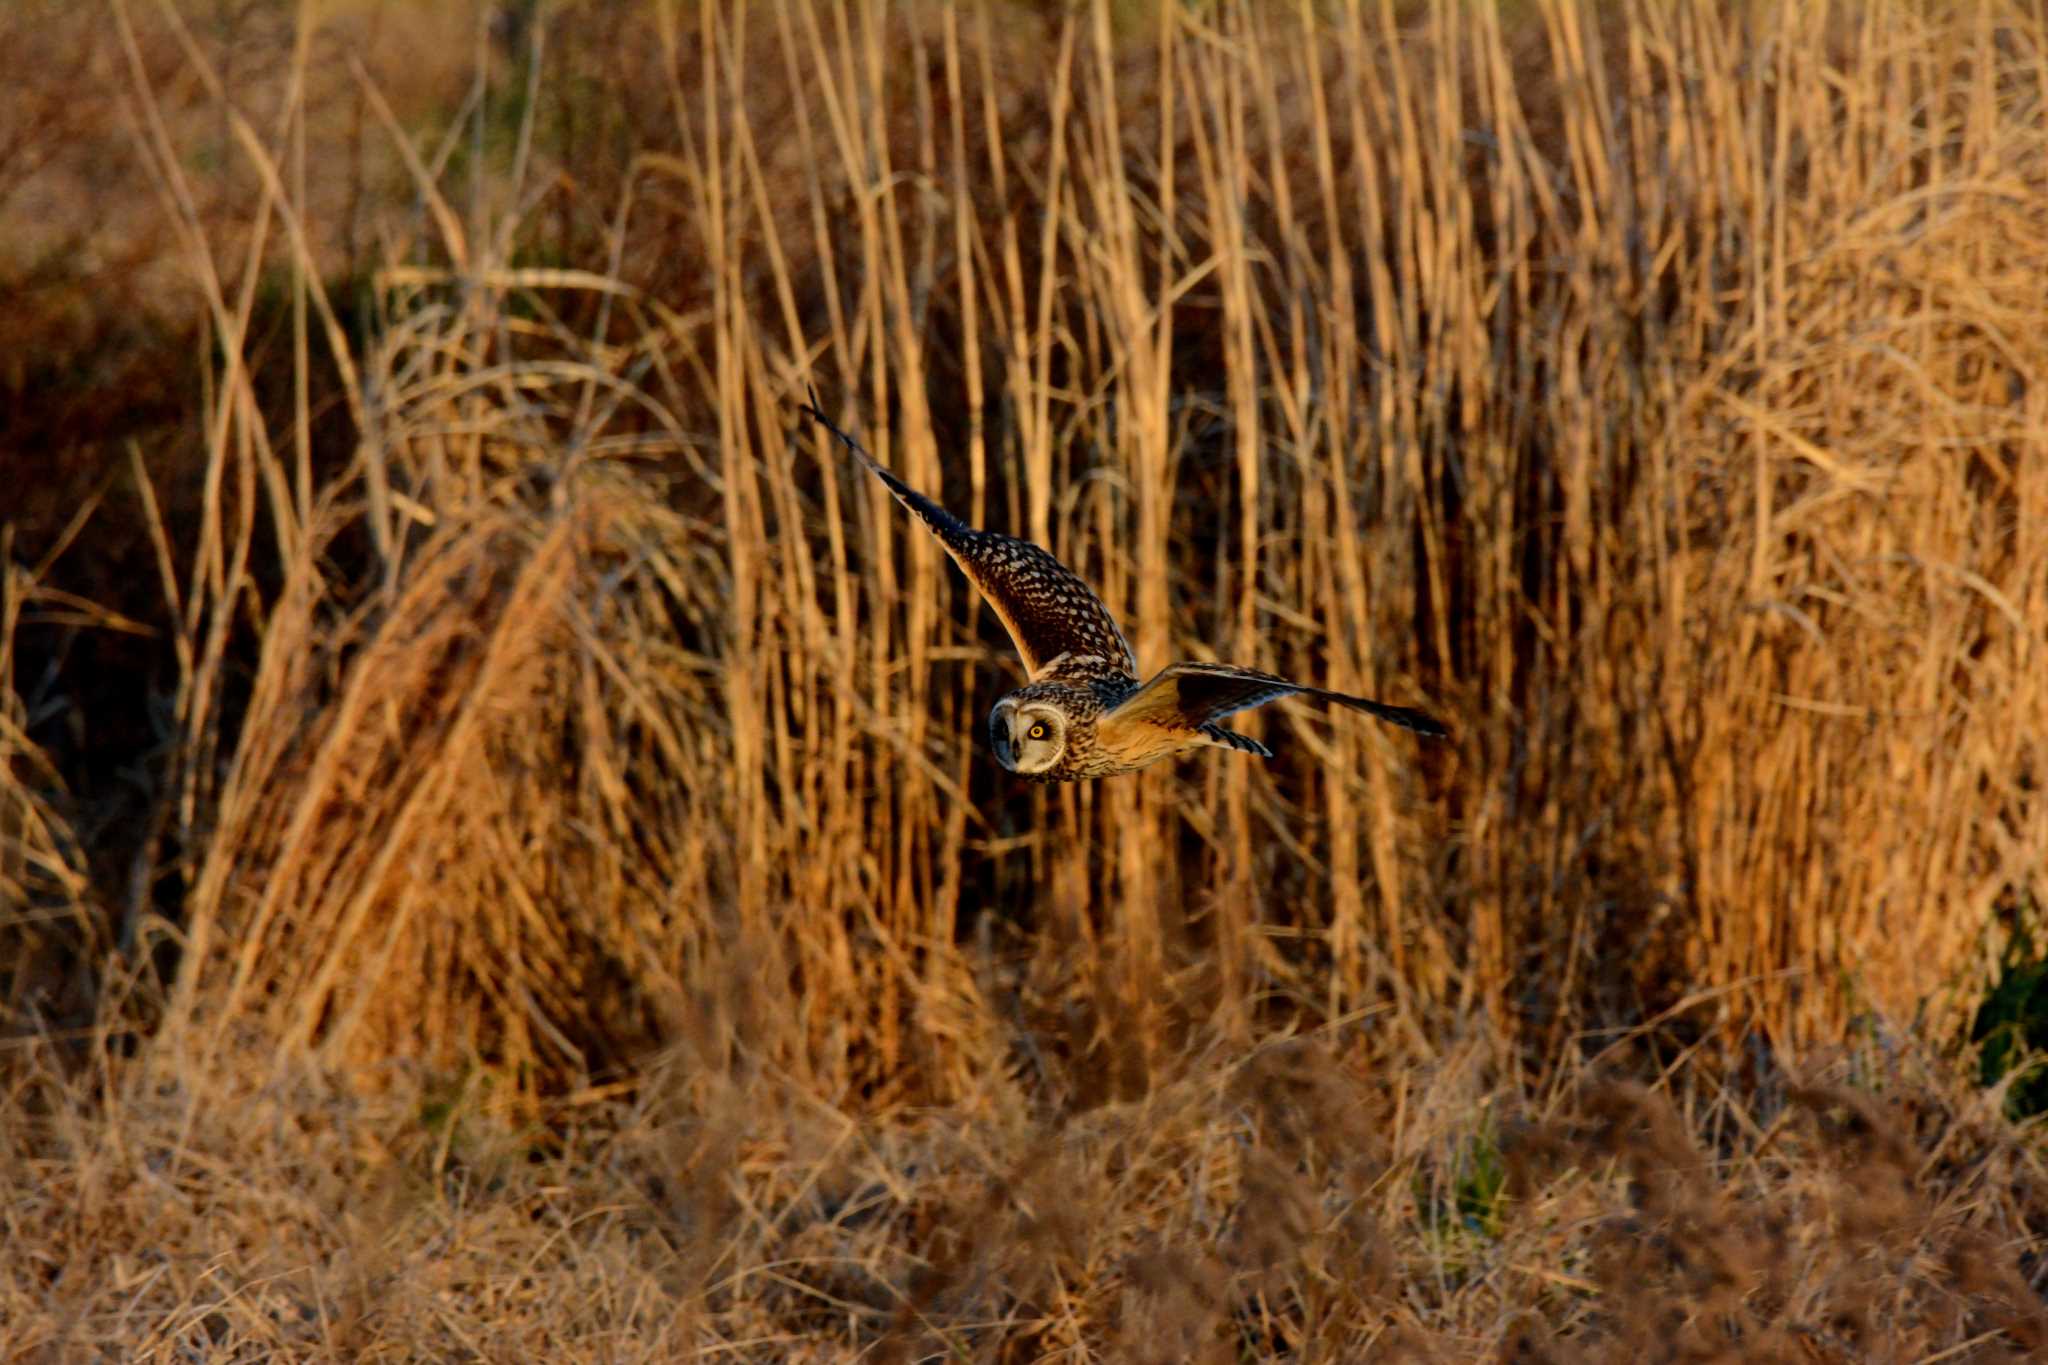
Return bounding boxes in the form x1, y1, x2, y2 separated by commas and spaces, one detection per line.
800, 393, 1448, 781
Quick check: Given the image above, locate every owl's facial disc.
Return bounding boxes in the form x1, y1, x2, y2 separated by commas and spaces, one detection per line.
991, 700, 1065, 774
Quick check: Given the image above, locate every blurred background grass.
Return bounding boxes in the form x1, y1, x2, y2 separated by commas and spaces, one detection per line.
3, 0, 2047, 1357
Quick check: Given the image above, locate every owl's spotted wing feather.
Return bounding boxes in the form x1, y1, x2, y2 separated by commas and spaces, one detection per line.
801, 394, 1138, 681
1098, 660, 1449, 744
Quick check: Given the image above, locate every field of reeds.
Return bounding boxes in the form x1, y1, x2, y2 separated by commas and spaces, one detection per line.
5, 0, 2048, 1357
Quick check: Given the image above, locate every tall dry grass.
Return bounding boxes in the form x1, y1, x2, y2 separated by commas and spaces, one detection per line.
9, 0, 2032, 1095
3, 0, 2048, 1356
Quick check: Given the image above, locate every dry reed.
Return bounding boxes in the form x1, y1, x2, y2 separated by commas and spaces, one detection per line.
2, 0, 2046, 1356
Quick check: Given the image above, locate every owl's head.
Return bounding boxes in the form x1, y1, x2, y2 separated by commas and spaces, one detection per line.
990, 697, 1067, 775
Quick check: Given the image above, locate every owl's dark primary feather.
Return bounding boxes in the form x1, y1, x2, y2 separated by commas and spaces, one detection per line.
1098, 660, 1450, 743
800, 394, 1138, 682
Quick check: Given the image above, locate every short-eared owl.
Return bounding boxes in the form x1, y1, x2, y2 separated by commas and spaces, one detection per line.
801, 393, 1447, 781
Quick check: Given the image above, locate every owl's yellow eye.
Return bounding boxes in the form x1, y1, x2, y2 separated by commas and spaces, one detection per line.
1028, 722, 1048, 741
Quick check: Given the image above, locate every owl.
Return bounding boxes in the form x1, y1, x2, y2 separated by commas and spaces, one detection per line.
801, 394, 1448, 781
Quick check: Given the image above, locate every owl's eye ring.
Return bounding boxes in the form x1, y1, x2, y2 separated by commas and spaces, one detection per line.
1028, 722, 1048, 741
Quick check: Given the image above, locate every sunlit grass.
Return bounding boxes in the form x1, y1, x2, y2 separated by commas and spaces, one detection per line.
3, 0, 2046, 1356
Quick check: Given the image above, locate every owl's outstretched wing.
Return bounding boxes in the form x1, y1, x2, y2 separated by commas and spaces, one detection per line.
801, 393, 1138, 682
1096, 659, 1448, 746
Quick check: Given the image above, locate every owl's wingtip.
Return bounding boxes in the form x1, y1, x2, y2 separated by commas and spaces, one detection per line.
796, 384, 825, 426
1408, 710, 1452, 740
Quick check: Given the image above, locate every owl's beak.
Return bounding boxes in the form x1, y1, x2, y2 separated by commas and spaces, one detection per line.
991, 724, 1014, 770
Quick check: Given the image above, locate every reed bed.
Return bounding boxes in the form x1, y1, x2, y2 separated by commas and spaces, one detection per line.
3, 0, 2047, 1356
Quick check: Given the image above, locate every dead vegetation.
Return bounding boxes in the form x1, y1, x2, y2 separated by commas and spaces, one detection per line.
3, 0, 2047, 1357
7, 1015, 2047, 1360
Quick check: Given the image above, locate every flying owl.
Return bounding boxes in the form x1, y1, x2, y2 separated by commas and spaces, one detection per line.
800, 394, 1447, 781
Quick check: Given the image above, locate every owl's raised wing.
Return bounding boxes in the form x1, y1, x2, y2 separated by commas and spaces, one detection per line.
1097, 660, 1448, 743
802, 394, 1138, 682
